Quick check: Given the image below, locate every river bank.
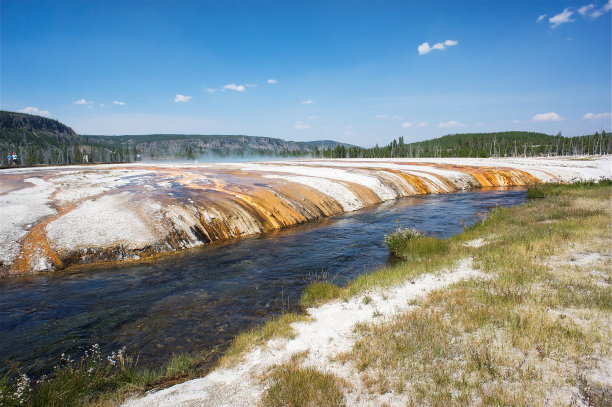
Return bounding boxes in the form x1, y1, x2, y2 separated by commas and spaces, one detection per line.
2, 157, 610, 276
121, 181, 611, 407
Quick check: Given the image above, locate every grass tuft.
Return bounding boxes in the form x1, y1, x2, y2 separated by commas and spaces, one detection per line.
262, 361, 345, 407
301, 281, 342, 308
220, 313, 310, 367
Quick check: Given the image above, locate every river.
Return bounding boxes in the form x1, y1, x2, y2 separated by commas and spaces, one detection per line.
0, 187, 526, 376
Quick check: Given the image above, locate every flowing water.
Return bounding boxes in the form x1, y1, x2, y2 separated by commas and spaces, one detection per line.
0, 187, 526, 376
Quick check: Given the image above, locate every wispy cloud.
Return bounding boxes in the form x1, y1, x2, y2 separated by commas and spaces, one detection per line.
223, 83, 245, 92
375, 114, 389, 119
578, 4, 595, 15
537, 14, 547, 22
532, 112, 563, 121
74, 98, 92, 105
475, 122, 484, 126
294, 121, 311, 129
549, 8, 574, 27
113, 100, 126, 106
416, 122, 427, 127
206, 88, 218, 94
308, 115, 319, 119
401, 122, 413, 128
267, 79, 277, 84
99, 103, 105, 107
591, 0, 611, 18
19, 106, 50, 117
418, 39, 458, 55
438, 120, 466, 128
583, 112, 611, 120
513, 119, 520, 124
174, 94, 192, 103
301, 99, 313, 104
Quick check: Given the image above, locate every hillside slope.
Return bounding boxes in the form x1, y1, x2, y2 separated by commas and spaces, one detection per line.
0, 111, 350, 165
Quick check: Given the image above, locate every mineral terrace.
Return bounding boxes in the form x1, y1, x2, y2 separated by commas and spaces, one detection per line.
1, 157, 610, 275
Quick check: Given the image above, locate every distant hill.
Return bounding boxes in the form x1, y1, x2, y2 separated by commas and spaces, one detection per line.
0, 111, 351, 166
324, 131, 611, 159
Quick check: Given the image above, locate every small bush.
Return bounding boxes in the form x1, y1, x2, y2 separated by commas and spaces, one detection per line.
384, 228, 448, 259
527, 185, 547, 199
384, 227, 424, 256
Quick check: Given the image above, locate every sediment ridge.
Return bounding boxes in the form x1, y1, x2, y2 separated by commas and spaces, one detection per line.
1, 157, 610, 275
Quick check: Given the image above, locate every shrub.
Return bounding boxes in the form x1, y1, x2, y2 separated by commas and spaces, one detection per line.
384, 227, 424, 256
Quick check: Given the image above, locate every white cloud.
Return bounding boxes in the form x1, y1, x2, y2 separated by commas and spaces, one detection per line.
578, 4, 595, 15
245, 83, 258, 88
549, 8, 574, 27
206, 88, 218, 94
583, 112, 611, 120
532, 112, 563, 121
537, 14, 547, 22
99, 103, 105, 107
308, 115, 319, 119
267, 79, 277, 84
375, 114, 389, 119
418, 39, 458, 55
294, 121, 311, 130
416, 122, 427, 127
418, 42, 432, 55
513, 119, 520, 124
113, 101, 126, 106
174, 94, 192, 103
223, 83, 245, 92
19, 106, 50, 117
401, 122, 413, 128
475, 122, 484, 126
74, 98, 92, 105
438, 120, 466, 128
301, 99, 313, 104
591, 0, 611, 17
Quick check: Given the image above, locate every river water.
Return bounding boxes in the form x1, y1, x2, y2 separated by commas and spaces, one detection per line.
0, 187, 526, 376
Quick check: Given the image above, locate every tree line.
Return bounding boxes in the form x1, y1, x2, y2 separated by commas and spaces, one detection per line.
314, 131, 611, 159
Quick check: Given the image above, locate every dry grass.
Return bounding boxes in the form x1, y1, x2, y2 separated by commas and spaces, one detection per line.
261, 358, 346, 407
343, 182, 611, 406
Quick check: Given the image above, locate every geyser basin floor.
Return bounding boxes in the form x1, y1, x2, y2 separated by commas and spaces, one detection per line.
1, 157, 609, 275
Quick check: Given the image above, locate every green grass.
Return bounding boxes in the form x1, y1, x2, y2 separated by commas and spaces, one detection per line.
0, 346, 201, 407
219, 313, 311, 367
301, 281, 342, 308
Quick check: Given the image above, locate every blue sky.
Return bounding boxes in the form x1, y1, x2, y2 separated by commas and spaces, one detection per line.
1, 0, 611, 146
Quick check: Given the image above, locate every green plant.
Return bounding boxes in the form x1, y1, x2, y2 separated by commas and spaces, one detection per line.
384, 227, 423, 256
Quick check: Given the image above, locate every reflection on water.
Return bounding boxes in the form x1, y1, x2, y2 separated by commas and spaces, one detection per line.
0, 188, 526, 376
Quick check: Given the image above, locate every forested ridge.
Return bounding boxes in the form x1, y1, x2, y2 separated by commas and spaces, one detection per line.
0, 111, 348, 166
1, 111, 610, 166
319, 131, 611, 159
